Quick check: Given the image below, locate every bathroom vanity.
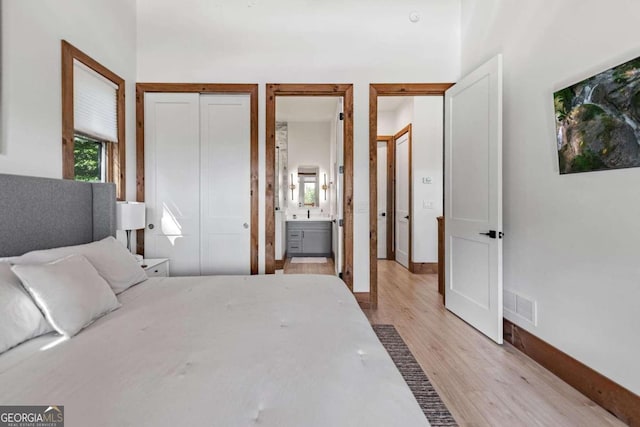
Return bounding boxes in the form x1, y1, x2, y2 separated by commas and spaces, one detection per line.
286, 220, 332, 257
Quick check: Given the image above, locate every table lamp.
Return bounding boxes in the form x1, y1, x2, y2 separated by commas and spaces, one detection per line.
116, 202, 146, 253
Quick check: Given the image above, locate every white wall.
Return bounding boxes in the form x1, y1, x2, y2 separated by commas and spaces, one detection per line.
461, 0, 640, 394
377, 111, 397, 136
395, 99, 414, 132
411, 97, 443, 263
286, 121, 332, 213
0, 0, 137, 202
137, 0, 461, 290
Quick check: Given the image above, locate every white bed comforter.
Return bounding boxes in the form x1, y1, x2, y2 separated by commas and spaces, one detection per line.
0, 274, 429, 427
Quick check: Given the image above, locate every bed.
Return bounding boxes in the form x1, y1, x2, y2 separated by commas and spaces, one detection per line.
0, 173, 429, 426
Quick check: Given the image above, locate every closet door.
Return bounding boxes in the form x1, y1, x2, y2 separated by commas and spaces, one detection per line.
200, 94, 251, 275
144, 93, 201, 275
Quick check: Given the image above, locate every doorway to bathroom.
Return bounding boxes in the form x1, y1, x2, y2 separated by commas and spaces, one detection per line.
265, 84, 354, 288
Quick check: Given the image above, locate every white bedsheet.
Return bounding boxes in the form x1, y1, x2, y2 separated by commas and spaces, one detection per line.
0, 274, 429, 426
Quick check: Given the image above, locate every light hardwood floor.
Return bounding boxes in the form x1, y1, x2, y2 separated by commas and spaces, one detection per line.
282, 257, 336, 275
363, 260, 624, 427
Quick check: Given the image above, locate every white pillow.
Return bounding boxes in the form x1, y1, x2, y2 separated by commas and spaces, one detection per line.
14, 236, 147, 294
11, 255, 121, 337
0, 263, 52, 354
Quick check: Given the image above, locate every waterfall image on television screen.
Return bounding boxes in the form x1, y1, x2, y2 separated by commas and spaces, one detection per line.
554, 56, 640, 174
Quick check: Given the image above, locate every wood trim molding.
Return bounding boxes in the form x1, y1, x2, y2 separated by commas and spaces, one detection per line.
437, 216, 445, 301
274, 259, 285, 270
265, 83, 355, 291
135, 83, 259, 274
61, 40, 126, 200
369, 83, 454, 96
504, 319, 640, 426
409, 262, 438, 274
369, 83, 454, 309
353, 292, 371, 309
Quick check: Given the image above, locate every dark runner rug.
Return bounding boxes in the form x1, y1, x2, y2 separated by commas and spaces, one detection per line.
373, 324, 458, 427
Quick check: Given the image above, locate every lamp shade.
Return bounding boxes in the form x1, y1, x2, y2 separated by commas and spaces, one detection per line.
116, 202, 146, 231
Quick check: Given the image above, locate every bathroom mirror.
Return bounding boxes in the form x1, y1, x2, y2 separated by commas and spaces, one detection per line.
298, 166, 319, 207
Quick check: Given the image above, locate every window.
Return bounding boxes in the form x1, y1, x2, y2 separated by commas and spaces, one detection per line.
61, 41, 126, 200
303, 182, 316, 206
298, 167, 319, 207
73, 134, 105, 182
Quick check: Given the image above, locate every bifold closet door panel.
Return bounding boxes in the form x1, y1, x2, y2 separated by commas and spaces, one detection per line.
144, 93, 201, 275
200, 94, 251, 275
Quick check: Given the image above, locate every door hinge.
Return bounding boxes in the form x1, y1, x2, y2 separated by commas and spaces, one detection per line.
339, 165, 344, 174
339, 219, 344, 227
339, 112, 344, 121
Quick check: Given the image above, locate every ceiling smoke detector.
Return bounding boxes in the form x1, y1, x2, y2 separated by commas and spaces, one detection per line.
409, 11, 421, 23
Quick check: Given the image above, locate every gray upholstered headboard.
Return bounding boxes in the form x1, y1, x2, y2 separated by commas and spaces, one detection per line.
0, 173, 116, 257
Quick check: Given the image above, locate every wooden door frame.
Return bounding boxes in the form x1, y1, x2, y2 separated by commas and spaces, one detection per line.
393, 124, 412, 270
265, 84, 354, 291
376, 135, 394, 261
369, 83, 454, 308
135, 83, 259, 275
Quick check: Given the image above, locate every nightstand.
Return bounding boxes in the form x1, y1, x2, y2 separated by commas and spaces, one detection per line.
142, 258, 169, 277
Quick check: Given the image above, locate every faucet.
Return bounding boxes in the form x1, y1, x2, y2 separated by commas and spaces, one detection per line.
307, 209, 310, 219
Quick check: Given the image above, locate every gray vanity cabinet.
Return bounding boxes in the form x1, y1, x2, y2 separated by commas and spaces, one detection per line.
286, 221, 332, 257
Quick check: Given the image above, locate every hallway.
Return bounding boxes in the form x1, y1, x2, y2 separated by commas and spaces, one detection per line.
362, 261, 622, 427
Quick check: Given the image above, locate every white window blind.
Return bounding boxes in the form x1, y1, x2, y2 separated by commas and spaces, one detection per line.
73, 59, 119, 142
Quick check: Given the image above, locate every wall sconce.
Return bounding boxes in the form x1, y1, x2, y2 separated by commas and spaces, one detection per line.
289, 173, 296, 200
322, 173, 328, 201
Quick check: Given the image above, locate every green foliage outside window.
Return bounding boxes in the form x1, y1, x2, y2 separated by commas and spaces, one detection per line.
304, 182, 316, 206
74, 135, 103, 182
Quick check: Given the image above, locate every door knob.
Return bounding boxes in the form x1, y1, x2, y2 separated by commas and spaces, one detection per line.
243, 223, 249, 229
404, 215, 410, 220
380, 212, 386, 217
148, 224, 154, 230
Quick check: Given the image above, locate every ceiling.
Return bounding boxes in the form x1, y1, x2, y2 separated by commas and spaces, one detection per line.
276, 97, 340, 122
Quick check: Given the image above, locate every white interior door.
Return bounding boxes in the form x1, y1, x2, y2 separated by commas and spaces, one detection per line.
377, 141, 388, 258
445, 55, 503, 344
200, 94, 251, 275
335, 99, 344, 276
144, 93, 201, 276
395, 133, 410, 269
